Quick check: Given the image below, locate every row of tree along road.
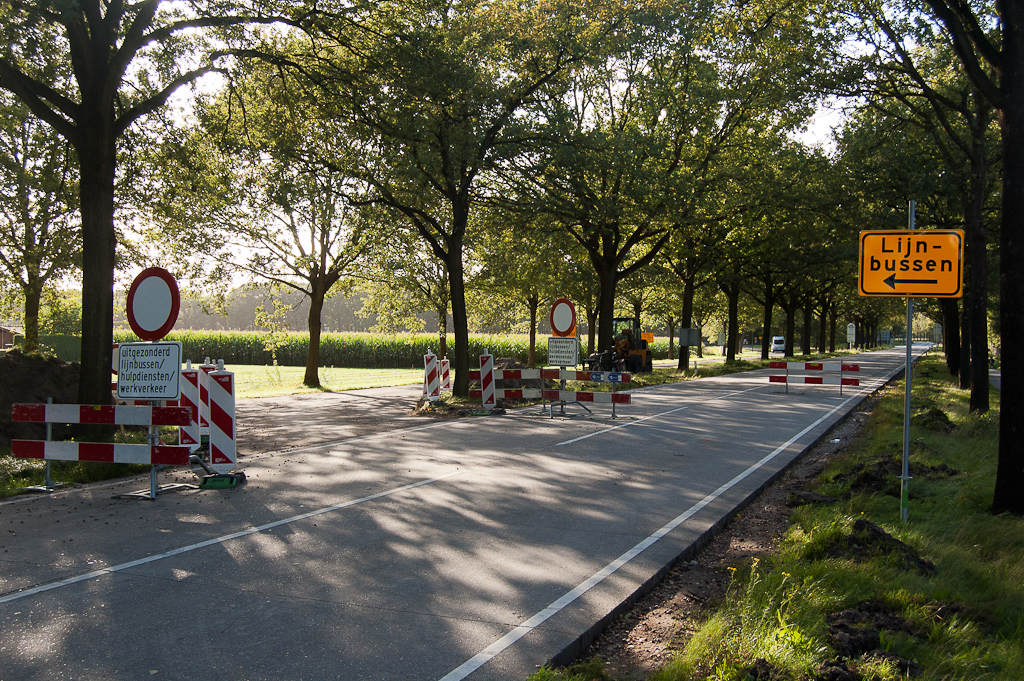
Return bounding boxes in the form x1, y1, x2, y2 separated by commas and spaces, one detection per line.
0, 0, 1021, 514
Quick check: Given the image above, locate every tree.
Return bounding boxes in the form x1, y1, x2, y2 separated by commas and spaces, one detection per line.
916, 0, 1024, 514
0, 0, 292, 405
850, 4, 1001, 412
0, 95, 80, 352
151, 62, 365, 388
471, 211, 581, 366
296, 0, 620, 396
357, 227, 452, 357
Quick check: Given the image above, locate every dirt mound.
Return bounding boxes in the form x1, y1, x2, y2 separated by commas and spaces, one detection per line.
835, 451, 959, 497
0, 349, 80, 449
911, 407, 957, 432
826, 601, 909, 658
819, 519, 937, 576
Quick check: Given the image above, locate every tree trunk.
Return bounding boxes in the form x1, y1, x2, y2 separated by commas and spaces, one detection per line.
586, 305, 598, 355
437, 303, 448, 360
966, 145, 990, 413
959, 300, 971, 390
941, 298, 961, 376
76, 137, 117, 408
802, 298, 813, 356
723, 280, 739, 362
994, 13, 1024, 514
818, 297, 829, 354
596, 261, 617, 354
22, 284, 42, 354
447, 242, 469, 397
678, 273, 695, 371
666, 316, 676, 361
527, 293, 539, 367
760, 282, 774, 361
304, 283, 327, 388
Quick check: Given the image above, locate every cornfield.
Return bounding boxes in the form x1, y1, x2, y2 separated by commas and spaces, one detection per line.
22, 331, 675, 367
111, 331, 563, 368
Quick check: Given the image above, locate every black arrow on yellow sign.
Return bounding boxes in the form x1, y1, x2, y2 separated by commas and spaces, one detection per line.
883, 274, 939, 289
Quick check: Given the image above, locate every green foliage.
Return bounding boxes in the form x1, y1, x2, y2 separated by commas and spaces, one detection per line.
528, 658, 615, 681
40, 288, 82, 335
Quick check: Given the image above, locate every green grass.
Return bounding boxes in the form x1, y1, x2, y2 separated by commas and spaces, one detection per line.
531, 354, 1023, 681
231, 365, 424, 398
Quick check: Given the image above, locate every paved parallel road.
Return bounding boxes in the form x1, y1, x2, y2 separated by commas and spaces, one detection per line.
0, 347, 924, 681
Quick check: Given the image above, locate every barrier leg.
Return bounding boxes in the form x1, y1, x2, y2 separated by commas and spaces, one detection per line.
19, 398, 65, 495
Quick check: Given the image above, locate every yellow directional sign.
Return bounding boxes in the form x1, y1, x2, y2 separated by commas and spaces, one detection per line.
859, 230, 964, 298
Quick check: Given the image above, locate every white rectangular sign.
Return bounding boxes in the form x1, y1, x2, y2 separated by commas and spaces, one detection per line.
117, 342, 182, 401
547, 336, 579, 367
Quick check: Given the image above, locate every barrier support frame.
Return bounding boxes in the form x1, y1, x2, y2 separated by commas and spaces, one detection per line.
17, 398, 66, 495
113, 399, 198, 501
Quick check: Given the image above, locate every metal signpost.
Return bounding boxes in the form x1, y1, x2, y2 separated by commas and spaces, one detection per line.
859, 203, 964, 521
119, 267, 186, 499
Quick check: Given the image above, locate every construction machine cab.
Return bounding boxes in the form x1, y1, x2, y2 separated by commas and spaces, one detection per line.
612, 317, 653, 373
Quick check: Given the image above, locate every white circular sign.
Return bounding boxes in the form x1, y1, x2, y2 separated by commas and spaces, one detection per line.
126, 268, 180, 341
550, 298, 577, 337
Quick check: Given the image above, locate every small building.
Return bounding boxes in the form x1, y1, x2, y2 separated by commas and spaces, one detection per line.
0, 326, 15, 350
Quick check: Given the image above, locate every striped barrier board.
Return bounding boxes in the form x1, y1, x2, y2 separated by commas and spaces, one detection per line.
469, 389, 630, 404
208, 368, 236, 473
468, 369, 631, 383
470, 388, 542, 400
174, 367, 201, 451
12, 404, 191, 426
198, 359, 217, 429
479, 351, 495, 410
440, 358, 451, 391
768, 362, 860, 394
423, 351, 440, 402
11, 441, 190, 466
11, 403, 193, 467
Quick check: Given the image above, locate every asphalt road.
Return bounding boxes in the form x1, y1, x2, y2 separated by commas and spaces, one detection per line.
0, 347, 925, 681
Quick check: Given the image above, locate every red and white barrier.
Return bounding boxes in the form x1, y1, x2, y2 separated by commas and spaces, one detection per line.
469, 357, 632, 415
468, 369, 631, 383
768, 361, 860, 394
468, 388, 631, 404
479, 349, 495, 410
198, 358, 217, 430
208, 362, 236, 473
175, 363, 201, 452
12, 403, 191, 426
11, 440, 190, 466
423, 350, 440, 402
11, 403, 191, 466
440, 358, 451, 391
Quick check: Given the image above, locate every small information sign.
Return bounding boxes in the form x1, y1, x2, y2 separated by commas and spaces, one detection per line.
547, 337, 579, 367
117, 342, 182, 401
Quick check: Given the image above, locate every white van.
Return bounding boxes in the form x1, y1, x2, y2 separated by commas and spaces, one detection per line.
771, 336, 786, 353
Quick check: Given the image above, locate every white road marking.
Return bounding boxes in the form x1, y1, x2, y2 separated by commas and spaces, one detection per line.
438, 395, 856, 681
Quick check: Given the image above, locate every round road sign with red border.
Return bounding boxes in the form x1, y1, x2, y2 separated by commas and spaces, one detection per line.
126, 267, 180, 341
550, 298, 577, 337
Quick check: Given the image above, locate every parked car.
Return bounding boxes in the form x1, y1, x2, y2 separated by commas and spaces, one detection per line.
771, 336, 786, 352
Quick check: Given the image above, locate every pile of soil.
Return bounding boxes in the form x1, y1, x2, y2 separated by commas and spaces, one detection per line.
0, 349, 80, 449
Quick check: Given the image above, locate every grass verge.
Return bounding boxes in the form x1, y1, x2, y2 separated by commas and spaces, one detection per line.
231, 365, 423, 398
530, 355, 1022, 681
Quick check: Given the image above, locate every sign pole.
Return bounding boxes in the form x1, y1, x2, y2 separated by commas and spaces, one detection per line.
901, 200, 915, 522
